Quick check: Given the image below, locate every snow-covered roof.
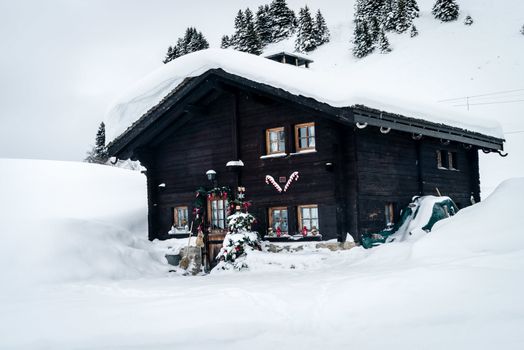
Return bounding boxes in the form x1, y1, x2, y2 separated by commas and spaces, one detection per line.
105, 48, 504, 144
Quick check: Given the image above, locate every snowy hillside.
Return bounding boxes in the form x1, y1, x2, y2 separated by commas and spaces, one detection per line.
106, 0, 524, 196
1, 159, 524, 349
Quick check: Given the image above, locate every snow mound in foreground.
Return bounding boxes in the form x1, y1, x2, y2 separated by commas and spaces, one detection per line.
412, 177, 524, 260
0, 159, 168, 286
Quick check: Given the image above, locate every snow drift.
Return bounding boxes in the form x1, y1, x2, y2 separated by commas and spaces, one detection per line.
0, 159, 168, 286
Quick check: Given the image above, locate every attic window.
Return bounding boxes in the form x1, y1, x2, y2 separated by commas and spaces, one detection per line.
295, 123, 315, 151
264, 52, 313, 68
266, 127, 286, 154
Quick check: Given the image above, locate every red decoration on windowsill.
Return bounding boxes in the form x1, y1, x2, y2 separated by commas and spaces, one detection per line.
276, 227, 282, 237
302, 226, 308, 237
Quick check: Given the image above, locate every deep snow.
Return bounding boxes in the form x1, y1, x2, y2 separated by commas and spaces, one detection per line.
1, 159, 524, 349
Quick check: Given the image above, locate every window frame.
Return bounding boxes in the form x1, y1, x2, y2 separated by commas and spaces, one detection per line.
207, 196, 228, 230
265, 127, 286, 155
173, 206, 189, 229
385, 203, 395, 228
294, 122, 316, 152
268, 206, 289, 234
437, 150, 458, 170
297, 204, 319, 232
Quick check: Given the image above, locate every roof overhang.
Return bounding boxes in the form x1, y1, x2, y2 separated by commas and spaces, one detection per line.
107, 69, 504, 159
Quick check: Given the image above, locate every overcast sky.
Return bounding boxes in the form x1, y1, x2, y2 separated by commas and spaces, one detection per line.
0, 0, 348, 161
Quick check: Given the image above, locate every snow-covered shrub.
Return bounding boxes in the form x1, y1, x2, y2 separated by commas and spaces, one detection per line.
215, 232, 261, 271
226, 212, 256, 233
410, 25, 419, 37
520, 24, 524, 35
464, 15, 473, 26
432, 0, 460, 22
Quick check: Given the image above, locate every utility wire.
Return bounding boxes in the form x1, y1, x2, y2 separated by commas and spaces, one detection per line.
438, 88, 524, 103
452, 99, 524, 107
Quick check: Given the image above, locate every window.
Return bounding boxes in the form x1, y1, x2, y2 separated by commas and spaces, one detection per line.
266, 127, 286, 154
295, 122, 315, 151
173, 206, 189, 228
269, 207, 288, 233
298, 205, 319, 231
385, 203, 395, 228
208, 198, 228, 229
437, 150, 458, 170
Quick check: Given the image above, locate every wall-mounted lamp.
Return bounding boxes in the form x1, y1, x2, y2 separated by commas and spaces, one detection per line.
206, 169, 217, 182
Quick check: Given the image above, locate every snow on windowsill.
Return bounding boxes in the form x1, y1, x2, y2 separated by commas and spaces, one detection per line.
260, 153, 287, 159
290, 149, 317, 156
226, 160, 244, 167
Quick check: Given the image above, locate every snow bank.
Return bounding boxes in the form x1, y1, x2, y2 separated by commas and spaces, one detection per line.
105, 48, 503, 143
0, 159, 168, 286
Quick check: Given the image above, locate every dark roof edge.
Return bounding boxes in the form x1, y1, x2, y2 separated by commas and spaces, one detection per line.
352, 105, 504, 151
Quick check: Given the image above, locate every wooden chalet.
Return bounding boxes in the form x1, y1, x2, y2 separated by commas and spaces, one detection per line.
107, 49, 504, 251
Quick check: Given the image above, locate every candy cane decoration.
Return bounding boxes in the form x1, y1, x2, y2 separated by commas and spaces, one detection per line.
265, 175, 283, 193
265, 172, 300, 193
283, 171, 299, 192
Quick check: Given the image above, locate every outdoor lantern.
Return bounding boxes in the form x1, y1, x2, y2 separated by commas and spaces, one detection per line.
206, 169, 217, 182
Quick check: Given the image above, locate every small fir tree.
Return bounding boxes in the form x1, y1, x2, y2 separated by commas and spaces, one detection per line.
432, 0, 460, 22
313, 9, 330, 46
353, 19, 374, 58
255, 5, 273, 46
393, 0, 412, 34
85, 122, 109, 164
269, 0, 296, 42
378, 29, 392, 53
406, 0, 420, 19
163, 27, 209, 63
410, 25, 419, 37
243, 18, 263, 55
295, 6, 316, 52
220, 35, 232, 49
521, 24, 524, 35
464, 15, 473, 26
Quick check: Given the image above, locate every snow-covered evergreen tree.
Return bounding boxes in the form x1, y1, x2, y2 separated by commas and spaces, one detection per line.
406, 0, 420, 19
269, 0, 296, 42
243, 14, 263, 55
221, 35, 232, 49
393, 0, 412, 34
85, 122, 109, 164
464, 15, 473, 26
521, 24, 524, 35
410, 25, 419, 37
353, 19, 374, 58
232, 10, 246, 49
378, 29, 392, 53
432, 0, 460, 22
295, 6, 316, 52
163, 27, 209, 63
255, 5, 273, 46
313, 10, 330, 46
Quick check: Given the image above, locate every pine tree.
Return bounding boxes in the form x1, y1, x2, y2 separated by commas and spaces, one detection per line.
221, 35, 232, 49
313, 10, 330, 46
85, 122, 109, 164
394, 0, 412, 33
382, 0, 396, 31
521, 24, 524, 35
378, 29, 392, 53
243, 15, 263, 55
464, 15, 473, 26
410, 25, 419, 37
163, 27, 209, 63
353, 19, 374, 58
232, 10, 247, 49
295, 6, 316, 52
255, 5, 273, 46
432, 0, 460, 22
406, 0, 420, 19
269, 0, 296, 42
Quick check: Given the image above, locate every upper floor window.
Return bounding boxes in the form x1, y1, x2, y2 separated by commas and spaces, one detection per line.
268, 207, 288, 234
208, 197, 228, 230
173, 206, 189, 229
298, 204, 319, 232
266, 127, 286, 154
437, 150, 458, 170
295, 122, 315, 152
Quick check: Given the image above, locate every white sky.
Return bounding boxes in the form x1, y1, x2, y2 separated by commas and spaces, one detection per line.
0, 0, 348, 161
